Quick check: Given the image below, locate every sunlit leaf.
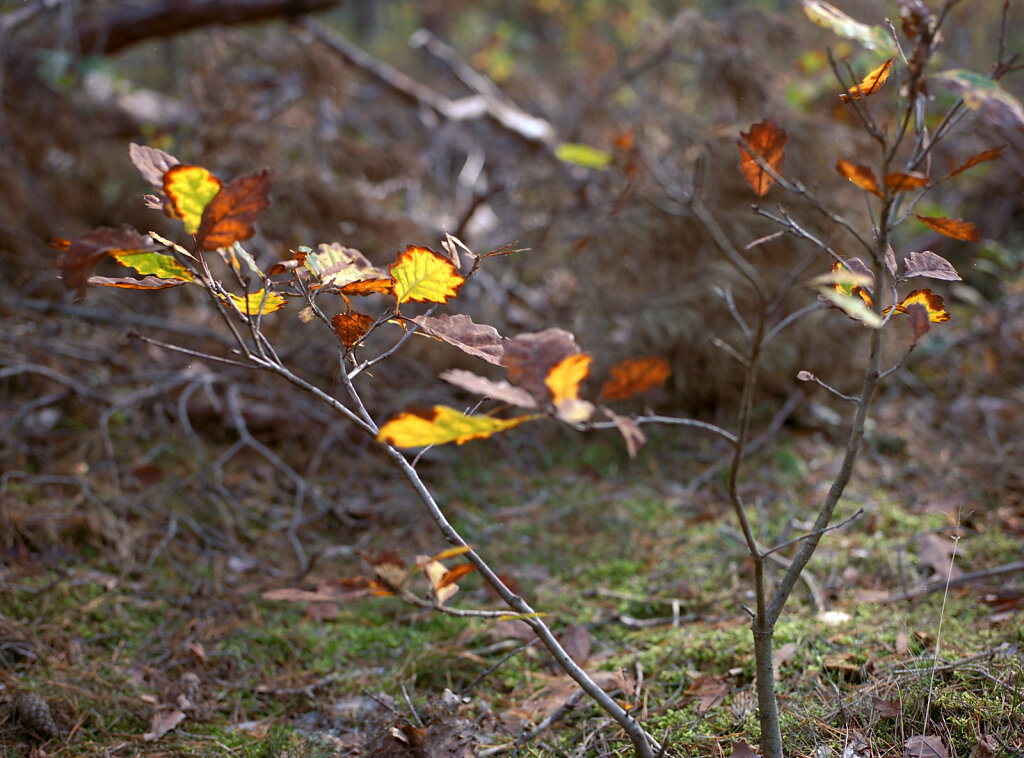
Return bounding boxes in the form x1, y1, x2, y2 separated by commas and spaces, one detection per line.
339, 278, 395, 297
818, 288, 882, 327
431, 545, 473, 562
163, 165, 222, 235
884, 171, 929, 192
799, 0, 896, 52
331, 311, 376, 349
111, 250, 194, 281
545, 353, 592, 405
839, 58, 894, 103
934, 69, 1024, 129
599, 356, 672, 401
915, 214, 979, 241
389, 245, 466, 305
501, 328, 580, 402
944, 145, 1005, 179
813, 260, 880, 327
440, 369, 539, 409
409, 314, 506, 365
362, 550, 410, 591
221, 289, 287, 315
738, 119, 787, 197
129, 143, 180, 188
59, 226, 162, 300
836, 159, 882, 197
299, 243, 389, 288
196, 171, 270, 251
885, 288, 949, 323
377, 406, 538, 448
900, 250, 961, 282
555, 142, 613, 169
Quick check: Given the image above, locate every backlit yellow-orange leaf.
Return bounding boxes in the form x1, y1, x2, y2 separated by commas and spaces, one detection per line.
163, 165, 222, 235
884, 171, 929, 192
885, 288, 950, 322
599, 356, 672, 401
738, 119, 788, 197
836, 159, 882, 197
377, 406, 538, 448
331, 311, 376, 349
545, 353, 592, 404
389, 245, 466, 305
915, 214, 980, 241
221, 289, 286, 315
945, 145, 1005, 179
340, 278, 395, 297
839, 58, 893, 103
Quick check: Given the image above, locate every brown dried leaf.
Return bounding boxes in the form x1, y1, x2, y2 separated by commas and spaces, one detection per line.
905, 735, 949, 758
773, 642, 798, 679
738, 119, 788, 197
602, 406, 646, 458
873, 695, 901, 718
558, 623, 592, 665
916, 533, 963, 580
331, 311, 376, 350
837, 159, 882, 197
687, 675, 730, 714
731, 739, 760, 758
915, 214, 980, 241
440, 369, 539, 409
129, 143, 180, 188
196, 170, 271, 251
143, 709, 186, 741
906, 302, 931, 342
88, 274, 188, 290
885, 244, 898, 279
410, 314, 506, 365
901, 250, 962, 282
501, 328, 580, 402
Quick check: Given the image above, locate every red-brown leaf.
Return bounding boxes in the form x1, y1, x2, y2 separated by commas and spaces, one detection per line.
599, 357, 672, 401
915, 214, 979, 241
331, 311, 376, 350
738, 119, 787, 197
196, 171, 271, 251
945, 145, 1005, 179
884, 171, 929, 192
59, 226, 160, 300
500, 328, 580, 402
129, 142, 180, 188
837, 159, 882, 197
409, 314, 506, 365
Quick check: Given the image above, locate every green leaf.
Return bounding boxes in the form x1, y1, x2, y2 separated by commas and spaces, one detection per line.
798, 0, 896, 54
110, 251, 194, 281
555, 142, 613, 169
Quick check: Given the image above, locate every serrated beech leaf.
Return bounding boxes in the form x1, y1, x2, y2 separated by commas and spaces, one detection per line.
545, 353, 592, 405
163, 165, 222, 235
836, 159, 882, 197
389, 245, 466, 305
599, 356, 672, 401
196, 171, 270, 251
299, 243, 389, 288
915, 214, 979, 241
331, 311, 376, 349
221, 289, 286, 315
440, 369, 539, 409
409, 314, 506, 365
501, 328, 580, 402
378, 406, 538, 448
901, 250, 961, 282
885, 289, 949, 323
839, 58, 893, 103
339, 278, 395, 297
739, 119, 787, 197
59, 226, 162, 300
111, 250, 194, 281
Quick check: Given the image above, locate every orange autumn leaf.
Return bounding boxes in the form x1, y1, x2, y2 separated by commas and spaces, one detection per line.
945, 145, 1005, 179
339, 278, 395, 297
738, 119, 788, 197
915, 214, 980, 241
885, 288, 950, 323
331, 311, 376, 349
196, 171, 271, 251
377, 406, 538, 448
836, 159, 882, 197
839, 58, 893, 103
389, 245, 466, 305
884, 171, 929, 192
545, 353, 593, 405
599, 356, 672, 401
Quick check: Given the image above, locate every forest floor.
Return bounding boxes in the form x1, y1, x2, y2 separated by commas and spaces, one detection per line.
2, 287, 1023, 758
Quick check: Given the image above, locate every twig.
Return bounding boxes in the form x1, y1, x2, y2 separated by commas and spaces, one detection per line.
460, 638, 540, 697
885, 559, 1024, 603
761, 509, 864, 559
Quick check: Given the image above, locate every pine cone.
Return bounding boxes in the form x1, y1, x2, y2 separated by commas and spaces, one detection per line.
14, 693, 58, 740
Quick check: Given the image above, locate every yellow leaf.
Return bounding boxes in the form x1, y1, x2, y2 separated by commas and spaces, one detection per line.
884, 288, 950, 323
389, 245, 466, 305
163, 165, 222, 235
839, 58, 893, 103
110, 251, 194, 281
222, 289, 287, 315
377, 405, 538, 448
545, 353, 592, 404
